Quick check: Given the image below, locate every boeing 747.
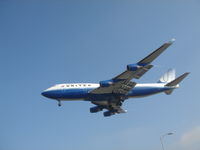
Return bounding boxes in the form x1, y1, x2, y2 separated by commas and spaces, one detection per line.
41, 39, 189, 117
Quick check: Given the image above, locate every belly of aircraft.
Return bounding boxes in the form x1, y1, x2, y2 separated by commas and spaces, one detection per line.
127, 86, 166, 97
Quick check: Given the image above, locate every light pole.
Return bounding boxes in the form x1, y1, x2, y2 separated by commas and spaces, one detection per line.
160, 132, 173, 150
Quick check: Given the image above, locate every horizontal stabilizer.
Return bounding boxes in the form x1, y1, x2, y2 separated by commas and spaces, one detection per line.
165, 72, 190, 87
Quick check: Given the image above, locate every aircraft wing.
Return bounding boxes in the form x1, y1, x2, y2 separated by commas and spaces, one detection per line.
90, 39, 175, 95
113, 38, 175, 81
91, 80, 137, 95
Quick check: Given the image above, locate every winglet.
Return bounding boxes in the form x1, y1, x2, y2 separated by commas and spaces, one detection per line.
168, 38, 176, 44
138, 39, 175, 65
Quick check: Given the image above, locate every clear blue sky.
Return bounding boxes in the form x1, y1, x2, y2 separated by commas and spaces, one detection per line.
0, 1, 200, 150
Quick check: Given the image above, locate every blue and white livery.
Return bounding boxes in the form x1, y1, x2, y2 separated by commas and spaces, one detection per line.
41, 39, 189, 117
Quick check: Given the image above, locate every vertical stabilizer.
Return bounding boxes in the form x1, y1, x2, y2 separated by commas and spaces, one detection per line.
158, 69, 176, 83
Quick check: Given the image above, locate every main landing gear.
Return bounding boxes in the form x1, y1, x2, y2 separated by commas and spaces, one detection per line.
57, 100, 62, 107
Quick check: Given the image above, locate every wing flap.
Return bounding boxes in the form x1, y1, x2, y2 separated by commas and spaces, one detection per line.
113, 64, 153, 80
113, 81, 136, 95
90, 81, 136, 94
133, 64, 153, 79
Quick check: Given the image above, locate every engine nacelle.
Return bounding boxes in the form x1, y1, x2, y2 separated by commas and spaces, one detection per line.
103, 110, 115, 117
99, 80, 113, 87
90, 106, 103, 113
127, 64, 141, 71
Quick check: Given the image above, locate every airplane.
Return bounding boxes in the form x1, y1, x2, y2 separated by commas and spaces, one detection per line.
41, 39, 190, 117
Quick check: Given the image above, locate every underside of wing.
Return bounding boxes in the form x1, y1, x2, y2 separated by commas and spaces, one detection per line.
113, 64, 153, 80
90, 80, 136, 94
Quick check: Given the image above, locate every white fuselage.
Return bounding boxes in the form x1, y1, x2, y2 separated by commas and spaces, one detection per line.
41, 83, 173, 101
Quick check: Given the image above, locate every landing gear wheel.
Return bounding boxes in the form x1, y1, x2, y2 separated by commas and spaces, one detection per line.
58, 100, 62, 107
117, 101, 122, 106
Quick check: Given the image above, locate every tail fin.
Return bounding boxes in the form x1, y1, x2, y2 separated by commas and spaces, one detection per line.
164, 72, 190, 95
158, 69, 176, 83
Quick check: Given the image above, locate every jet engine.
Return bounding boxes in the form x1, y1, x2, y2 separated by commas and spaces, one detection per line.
103, 110, 115, 117
90, 106, 103, 113
127, 64, 141, 71
99, 80, 113, 87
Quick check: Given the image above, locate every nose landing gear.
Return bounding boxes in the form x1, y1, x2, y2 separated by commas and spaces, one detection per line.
57, 100, 62, 107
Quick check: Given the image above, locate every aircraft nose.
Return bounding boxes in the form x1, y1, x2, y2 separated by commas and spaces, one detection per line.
41, 89, 58, 99
41, 87, 61, 99
41, 91, 50, 98
41, 86, 53, 98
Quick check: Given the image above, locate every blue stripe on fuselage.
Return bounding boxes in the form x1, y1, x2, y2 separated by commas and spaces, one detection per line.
42, 88, 92, 100
42, 85, 172, 100
127, 86, 170, 97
